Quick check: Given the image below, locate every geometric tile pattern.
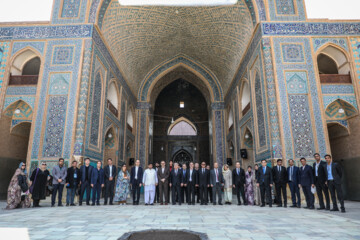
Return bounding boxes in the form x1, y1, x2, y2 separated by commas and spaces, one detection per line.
274, 37, 327, 158
89, 73, 102, 147
42, 96, 68, 158
282, 44, 305, 63
51, 0, 87, 24
323, 95, 358, 110
61, 0, 81, 18
0, 42, 10, 95
6, 86, 37, 95
31, 39, 82, 160
268, 0, 306, 21
11, 41, 45, 56
3, 96, 35, 110
101, 0, 254, 94
49, 73, 70, 95
254, 72, 266, 148
350, 37, 360, 85
321, 85, 354, 94
325, 99, 358, 120
262, 38, 282, 159
275, 0, 295, 15
4, 100, 33, 121
73, 39, 92, 156
313, 38, 348, 52
52, 46, 74, 65
286, 71, 308, 94
288, 95, 315, 158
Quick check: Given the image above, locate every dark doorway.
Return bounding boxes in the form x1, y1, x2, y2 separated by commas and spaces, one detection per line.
153, 79, 210, 165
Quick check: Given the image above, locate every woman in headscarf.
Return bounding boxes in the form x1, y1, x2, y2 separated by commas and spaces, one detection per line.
6, 162, 31, 209
245, 166, 256, 205
254, 164, 261, 205
114, 164, 130, 205
222, 164, 232, 204
30, 162, 50, 207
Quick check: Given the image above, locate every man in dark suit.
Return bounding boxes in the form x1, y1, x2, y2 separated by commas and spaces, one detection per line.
65, 160, 81, 206
104, 158, 117, 205
130, 160, 143, 205
157, 160, 170, 205
325, 154, 345, 213
198, 162, 210, 205
287, 159, 300, 208
180, 163, 188, 203
194, 163, 200, 203
210, 162, 224, 205
299, 158, 314, 209
154, 162, 160, 203
232, 161, 246, 205
206, 165, 212, 203
185, 162, 198, 205
257, 159, 273, 207
313, 153, 330, 210
272, 159, 288, 207
169, 163, 183, 205
79, 158, 94, 206
91, 160, 105, 206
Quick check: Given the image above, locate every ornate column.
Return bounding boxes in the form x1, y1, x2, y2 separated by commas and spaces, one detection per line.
210, 102, 226, 169
135, 102, 151, 168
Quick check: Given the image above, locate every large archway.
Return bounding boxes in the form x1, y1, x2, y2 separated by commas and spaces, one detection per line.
0, 100, 33, 199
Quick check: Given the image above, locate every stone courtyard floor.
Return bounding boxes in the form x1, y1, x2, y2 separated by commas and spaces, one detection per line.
0, 199, 360, 240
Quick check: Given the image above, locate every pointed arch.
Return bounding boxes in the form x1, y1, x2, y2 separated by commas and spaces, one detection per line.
316, 44, 352, 83
325, 99, 358, 120
139, 54, 223, 102
127, 105, 135, 132
239, 78, 251, 116
10, 48, 41, 76
167, 117, 197, 136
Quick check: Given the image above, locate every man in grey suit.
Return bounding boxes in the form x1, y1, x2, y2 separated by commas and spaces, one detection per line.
157, 160, 170, 205
210, 162, 224, 205
51, 158, 67, 207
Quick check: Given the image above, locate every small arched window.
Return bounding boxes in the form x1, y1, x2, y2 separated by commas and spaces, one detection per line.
317, 46, 351, 84
10, 50, 40, 85
241, 81, 250, 115
107, 82, 118, 116
168, 118, 197, 136
127, 107, 134, 132
228, 108, 233, 130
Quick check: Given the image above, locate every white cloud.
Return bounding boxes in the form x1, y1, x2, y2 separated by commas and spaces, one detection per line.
0, 0, 359, 22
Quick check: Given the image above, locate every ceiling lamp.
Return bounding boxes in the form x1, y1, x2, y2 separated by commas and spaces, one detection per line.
338, 108, 345, 114
108, 133, 113, 138
14, 108, 21, 114
180, 101, 185, 108
245, 133, 250, 139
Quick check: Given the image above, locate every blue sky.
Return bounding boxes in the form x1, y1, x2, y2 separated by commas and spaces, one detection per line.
0, 0, 359, 22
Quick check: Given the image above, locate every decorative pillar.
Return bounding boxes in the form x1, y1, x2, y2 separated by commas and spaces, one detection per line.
211, 102, 226, 169
135, 102, 151, 168
261, 38, 283, 159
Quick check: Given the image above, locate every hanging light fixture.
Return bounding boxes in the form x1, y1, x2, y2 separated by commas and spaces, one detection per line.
245, 133, 249, 139
171, 117, 174, 124
108, 133, 113, 138
14, 108, 21, 114
338, 108, 345, 114
180, 101, 185, 108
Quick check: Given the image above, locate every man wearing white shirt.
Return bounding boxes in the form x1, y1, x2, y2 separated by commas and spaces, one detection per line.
143, 163, 158, 205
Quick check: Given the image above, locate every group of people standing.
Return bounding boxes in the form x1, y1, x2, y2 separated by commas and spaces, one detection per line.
5, 153, 345, 213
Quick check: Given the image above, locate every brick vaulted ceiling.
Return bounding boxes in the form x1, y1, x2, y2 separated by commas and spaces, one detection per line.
100, 0, 254, 95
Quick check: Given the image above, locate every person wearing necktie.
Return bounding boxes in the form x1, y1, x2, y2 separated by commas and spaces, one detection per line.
130, 160, 143, 205
299, 158, 315, 209
287, 159, 301, 208
256, 159, 273, 207
272, 159, 288, 208
154, 162, 160, 204
104, 158, 117, 205
186, 162, 198, 205
157, 160, 170, 205
180, 163, 188, 204
210, 162, 224, 205
232, 161, 247, 205
198, 162, 210, 205
169, 163, 183, 205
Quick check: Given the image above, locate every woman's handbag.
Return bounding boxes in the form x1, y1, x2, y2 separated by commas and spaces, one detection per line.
29, 168, 39, 194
